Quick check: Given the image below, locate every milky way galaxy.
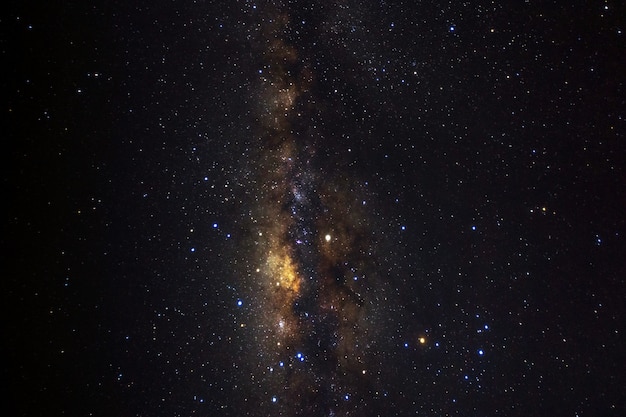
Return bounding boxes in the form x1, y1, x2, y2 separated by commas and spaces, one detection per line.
233, 4, 403, 414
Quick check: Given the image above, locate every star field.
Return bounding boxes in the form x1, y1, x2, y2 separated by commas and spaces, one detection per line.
5, 1, 626, 416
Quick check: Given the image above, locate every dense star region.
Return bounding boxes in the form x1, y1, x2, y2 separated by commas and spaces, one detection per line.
235, 4, 398, 414
5, 0, 626, 416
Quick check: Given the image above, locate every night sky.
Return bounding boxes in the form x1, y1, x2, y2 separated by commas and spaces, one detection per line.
5, 1, 626, 416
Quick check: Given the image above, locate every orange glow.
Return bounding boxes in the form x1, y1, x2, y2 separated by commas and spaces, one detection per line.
267, 250, 301, 294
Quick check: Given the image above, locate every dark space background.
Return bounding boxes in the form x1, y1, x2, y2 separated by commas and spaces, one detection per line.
4, 1, 626, 416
